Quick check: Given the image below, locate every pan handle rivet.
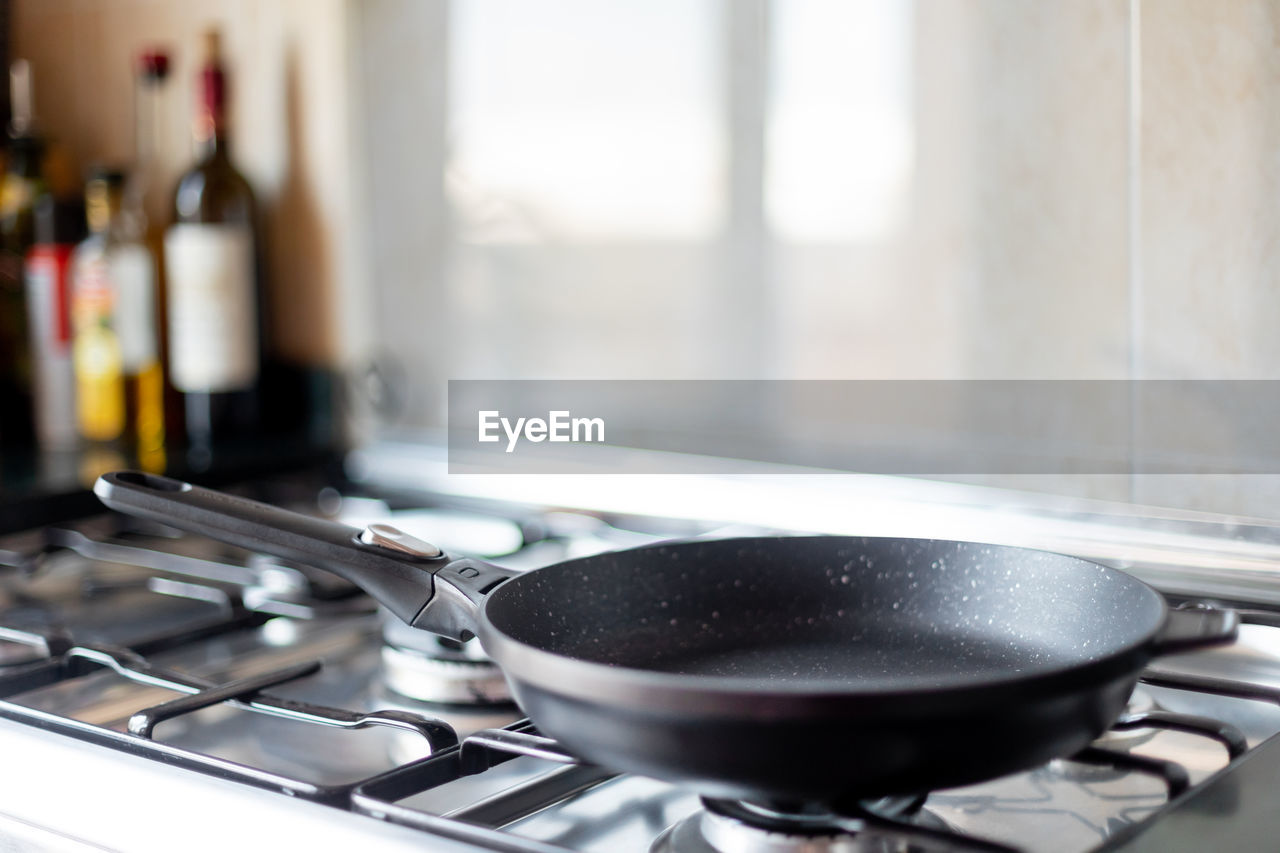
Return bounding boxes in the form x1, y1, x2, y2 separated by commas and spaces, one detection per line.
357, 524, 443, 559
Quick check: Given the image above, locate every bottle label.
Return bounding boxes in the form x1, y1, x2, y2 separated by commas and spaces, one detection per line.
25, 245, 77, 448
26, 245, 75, 347
164, 223, 257, 392
71, 253, 124, 442
110, 244, 158, 372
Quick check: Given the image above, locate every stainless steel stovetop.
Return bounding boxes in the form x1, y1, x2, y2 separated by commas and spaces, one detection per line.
5, 451, 1280, 853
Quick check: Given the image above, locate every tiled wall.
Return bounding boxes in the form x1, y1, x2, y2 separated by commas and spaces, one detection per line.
913, 0, 1132, 381
1141, 0, 1280, 382
1131, 0, 1280, 513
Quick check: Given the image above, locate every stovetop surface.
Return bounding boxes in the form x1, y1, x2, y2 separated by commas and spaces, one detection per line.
3, 469, 1280, 853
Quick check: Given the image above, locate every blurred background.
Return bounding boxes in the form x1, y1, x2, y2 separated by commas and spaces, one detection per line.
2, 1, 1278, 514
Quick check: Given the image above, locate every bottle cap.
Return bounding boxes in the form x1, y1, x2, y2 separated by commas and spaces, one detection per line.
137, 50, 171, 81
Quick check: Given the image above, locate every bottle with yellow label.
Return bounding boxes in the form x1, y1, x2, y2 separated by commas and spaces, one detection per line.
70, 169, 165, 470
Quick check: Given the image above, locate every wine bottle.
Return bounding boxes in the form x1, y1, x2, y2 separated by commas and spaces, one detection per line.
164, 29, 262, 460
0, 59, 45, 450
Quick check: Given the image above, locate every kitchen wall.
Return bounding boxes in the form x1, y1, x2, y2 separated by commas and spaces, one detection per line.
915, 1, 1131, 380
912, 0, 1280, 513
18, 1, 1280, 517
1141, 0, 1280, 382
1133, 0, 1280, 513
352, 0, 1280, 517
11, 0, 368, 372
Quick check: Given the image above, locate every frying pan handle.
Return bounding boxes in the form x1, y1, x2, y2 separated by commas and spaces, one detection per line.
93, 471, 515, 642
1151, 605, 1239, 655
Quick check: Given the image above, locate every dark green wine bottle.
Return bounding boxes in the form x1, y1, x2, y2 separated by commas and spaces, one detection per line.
164, 29, 263, 463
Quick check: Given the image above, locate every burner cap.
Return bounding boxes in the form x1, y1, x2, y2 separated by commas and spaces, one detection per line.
650, 810, 859, 853
380, 643, 512, 705
651, 797, 940, 853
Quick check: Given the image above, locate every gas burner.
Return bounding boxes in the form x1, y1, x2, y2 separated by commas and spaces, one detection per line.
1091, 686, 1159, 750
380, 613, 511, 705
650, 797, 948, 853
380, 643, 512, 704
1048, 687, 1162, 783
373, 612, 523, 763
376, 608, 521, 761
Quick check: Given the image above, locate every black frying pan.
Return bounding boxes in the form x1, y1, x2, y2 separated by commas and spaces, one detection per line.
95, 471, 1237, 805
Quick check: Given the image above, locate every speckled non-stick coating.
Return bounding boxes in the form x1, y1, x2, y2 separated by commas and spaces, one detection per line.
484, 536, 1163, 690
479, 536, 1166, 802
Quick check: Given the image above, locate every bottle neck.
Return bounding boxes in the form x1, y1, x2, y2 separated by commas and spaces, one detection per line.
201, 125, 230, 160
130, 75, 167, 231
86, 186, 121, 236
135, 77, 168, 174
196, 63, 231, 161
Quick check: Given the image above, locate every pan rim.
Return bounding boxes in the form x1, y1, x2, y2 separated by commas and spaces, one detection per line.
476, 536, 1168, 715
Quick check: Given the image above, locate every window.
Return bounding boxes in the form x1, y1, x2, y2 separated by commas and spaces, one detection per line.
359, 1, 1129, 424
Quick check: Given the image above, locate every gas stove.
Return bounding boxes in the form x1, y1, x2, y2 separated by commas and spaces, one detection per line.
4, 456, 1280, 852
